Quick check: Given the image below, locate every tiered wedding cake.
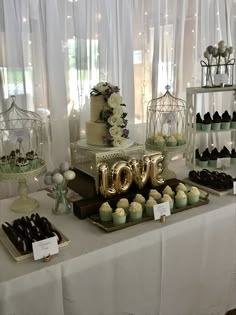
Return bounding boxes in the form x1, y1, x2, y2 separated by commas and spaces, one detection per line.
86, 82, 129, 147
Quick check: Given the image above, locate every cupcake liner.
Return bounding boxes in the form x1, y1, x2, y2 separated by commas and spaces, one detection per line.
231, 121, 236, 129
129, 210, 143, 221
146, 206, 154, 217
211, 122, 221, 131
113, 215, 126, 225
198, 160, 208, 168
221, 122, 231, 130
99, 210, 113, 222
196, 123, 202, 131
208, 160, 217, 168
175, 198, 187, 208
188, 195, 199, 205
201, 124, 211, 132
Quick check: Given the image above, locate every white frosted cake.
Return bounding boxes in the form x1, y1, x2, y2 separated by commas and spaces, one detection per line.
86, 82, 129, 147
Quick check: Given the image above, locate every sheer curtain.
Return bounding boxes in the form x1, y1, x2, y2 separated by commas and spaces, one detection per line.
0, 0, 236, 198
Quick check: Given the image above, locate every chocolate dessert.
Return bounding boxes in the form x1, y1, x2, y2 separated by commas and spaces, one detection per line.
212, 111, 221, 123
189, 169, 233, 191
220, 146, 231, 158
222, 110, 231, 122
2, 213, 62, 255
202, 112, 212, 125
196, 113, 202, 124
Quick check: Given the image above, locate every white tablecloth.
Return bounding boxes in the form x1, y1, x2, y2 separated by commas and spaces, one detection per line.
0, 161, 236, 315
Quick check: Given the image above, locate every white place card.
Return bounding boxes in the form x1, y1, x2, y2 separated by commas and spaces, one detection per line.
153, 201, 171, 221
217, 157, 231, 169
32, 236, 59, 261
214, 73, 228, 86
234, 181, 236, 195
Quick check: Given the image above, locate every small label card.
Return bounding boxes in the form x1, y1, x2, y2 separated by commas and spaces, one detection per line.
214, 73, 228, 85
217, 157, 231, 169
32, 236, 59, 261
153, 201, 171, 221
234, 181, 236, 195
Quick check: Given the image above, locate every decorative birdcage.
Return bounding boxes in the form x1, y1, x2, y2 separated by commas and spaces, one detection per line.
0, 96, 47, 212
145, 86, 186, 179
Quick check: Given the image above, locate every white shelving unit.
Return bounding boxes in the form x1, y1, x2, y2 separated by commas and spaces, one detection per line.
185, 85, 236, 169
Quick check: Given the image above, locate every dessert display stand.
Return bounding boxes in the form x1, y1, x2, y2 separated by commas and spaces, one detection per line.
185, 85, 236, 170
0, 160, 47, 212
71, 140, 146, 194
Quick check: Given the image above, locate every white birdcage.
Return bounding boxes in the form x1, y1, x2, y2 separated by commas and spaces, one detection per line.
145, 86, 186, 179
0, 96, 46, 212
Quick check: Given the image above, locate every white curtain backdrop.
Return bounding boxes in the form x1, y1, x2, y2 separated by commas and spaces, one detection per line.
0, 0, 236, 198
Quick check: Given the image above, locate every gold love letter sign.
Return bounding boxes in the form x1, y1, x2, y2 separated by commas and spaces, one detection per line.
98, 152, 164, 198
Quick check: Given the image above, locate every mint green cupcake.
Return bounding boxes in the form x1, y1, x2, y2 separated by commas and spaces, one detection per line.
145, 197, 157, 217
99, 202, 113, 222
166, 136, 177, 147
221, 111, 231, 130
112, 208, 126, 225
129, 202, 143, 221
116, 198, 129, 215
161, 194, 174, 210
175, 191, 187, 208
187, 187, 200, 205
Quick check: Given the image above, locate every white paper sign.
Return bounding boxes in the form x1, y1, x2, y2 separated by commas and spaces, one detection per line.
214, 73, 228, 86
32, 236, 59, 260
234, 181, 236, 195
217, 157, 231, 169
153, 201, 171, 221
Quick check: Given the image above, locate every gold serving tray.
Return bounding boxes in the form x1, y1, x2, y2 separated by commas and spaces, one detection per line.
0, 224, 70, 262
88, 193, 209, 233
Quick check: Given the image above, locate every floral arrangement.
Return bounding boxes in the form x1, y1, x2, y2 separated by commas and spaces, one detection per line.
202, 40, 234, 86
90, 82, 129, 146
44, 161, 76, 214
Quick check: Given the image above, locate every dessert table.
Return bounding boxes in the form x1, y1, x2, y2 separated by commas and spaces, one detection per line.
0, 159, 236, 315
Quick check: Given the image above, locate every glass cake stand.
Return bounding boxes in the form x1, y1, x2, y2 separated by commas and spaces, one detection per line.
0, 160, 47, 212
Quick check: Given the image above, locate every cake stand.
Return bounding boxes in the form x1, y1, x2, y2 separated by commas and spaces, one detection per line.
0, 160, 47, 212
146, 142, 186, 180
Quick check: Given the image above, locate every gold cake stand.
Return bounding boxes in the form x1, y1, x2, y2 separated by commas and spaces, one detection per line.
0, 159, 47, 212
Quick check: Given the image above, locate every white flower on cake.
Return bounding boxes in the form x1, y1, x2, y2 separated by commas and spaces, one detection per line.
108, 93, 123, 109
188, 186, 200, 196
109, 126, 123, 137
99, 202, 112, 212
113, 208, 126, 217
95, 82, 110, 93
129, 201, 142, 212
113, 106, 123, 116
113, 136, 127, 147
107, 115, 123, 126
